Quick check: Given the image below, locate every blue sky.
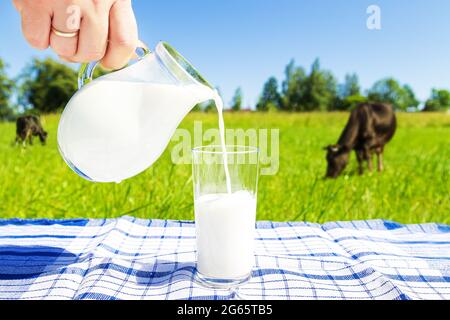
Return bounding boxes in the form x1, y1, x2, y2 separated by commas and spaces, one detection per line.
0, 0, 449, 107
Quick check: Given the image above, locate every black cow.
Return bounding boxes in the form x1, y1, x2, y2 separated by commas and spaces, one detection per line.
16, 115, 48, 146
325, 103, 396, 178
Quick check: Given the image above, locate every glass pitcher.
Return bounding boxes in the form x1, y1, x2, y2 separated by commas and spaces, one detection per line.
57, 42, 215, 183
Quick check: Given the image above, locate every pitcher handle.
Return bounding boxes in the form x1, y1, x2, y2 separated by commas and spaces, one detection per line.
78, 45, 151, 89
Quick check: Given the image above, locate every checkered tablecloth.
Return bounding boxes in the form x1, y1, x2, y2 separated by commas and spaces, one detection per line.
0, 216, 448, 300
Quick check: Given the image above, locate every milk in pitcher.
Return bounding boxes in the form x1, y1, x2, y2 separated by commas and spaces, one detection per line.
58, 80, 216, 183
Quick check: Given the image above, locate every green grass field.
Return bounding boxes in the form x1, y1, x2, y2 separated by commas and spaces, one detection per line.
0, 112, 449, 223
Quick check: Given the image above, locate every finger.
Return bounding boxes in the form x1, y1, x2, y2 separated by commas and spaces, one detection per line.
12, 0, 23, 12
72, 5, 110, 63
59, 55, 77, 63
50, 3, 80, 58
21, 6, 51, 50
101, 0, 138, 70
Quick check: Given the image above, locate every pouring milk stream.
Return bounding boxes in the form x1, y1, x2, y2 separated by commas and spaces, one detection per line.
58, 42, 254, 282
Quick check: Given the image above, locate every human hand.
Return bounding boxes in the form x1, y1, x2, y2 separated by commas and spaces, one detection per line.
13, 0, 139, 70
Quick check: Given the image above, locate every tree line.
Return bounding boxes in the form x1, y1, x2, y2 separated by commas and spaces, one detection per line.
251, 58, 450, 112
0, 56, 449, 121
0, 57, 106, 121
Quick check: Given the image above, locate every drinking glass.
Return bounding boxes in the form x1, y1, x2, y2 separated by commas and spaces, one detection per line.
192, 145, 259, 288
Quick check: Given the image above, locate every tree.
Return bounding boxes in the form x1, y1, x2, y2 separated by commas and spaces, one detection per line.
335, 73, 367, 110
0, 58, 15, 120
401, 84, 419, 111
337, 94, 368, 111
423, 88, 450, 112
257, 77, 281, 111
338, 73, 361, 98
300, 58, 337, 111
367, 78, 419, 111
230, 87, 243, 111
18, 58, 78, 113
278, 58, 338, 111
281, 59, 306, 111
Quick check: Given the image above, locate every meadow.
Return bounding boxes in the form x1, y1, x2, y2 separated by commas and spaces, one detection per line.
0, 112, 448, 223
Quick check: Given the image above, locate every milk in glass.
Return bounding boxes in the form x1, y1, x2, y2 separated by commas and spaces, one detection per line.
194, 191, 256, 279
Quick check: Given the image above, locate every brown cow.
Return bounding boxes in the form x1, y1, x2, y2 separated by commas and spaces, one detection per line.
325, 103, 396, 178
16, 115, 48, 146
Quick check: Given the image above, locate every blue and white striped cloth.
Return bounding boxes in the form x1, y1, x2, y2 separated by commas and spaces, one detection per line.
0, 216, 448, 300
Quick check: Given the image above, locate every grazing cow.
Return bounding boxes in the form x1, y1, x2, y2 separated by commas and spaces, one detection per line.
325, 103, 396, 178
16, 115, 48, 146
